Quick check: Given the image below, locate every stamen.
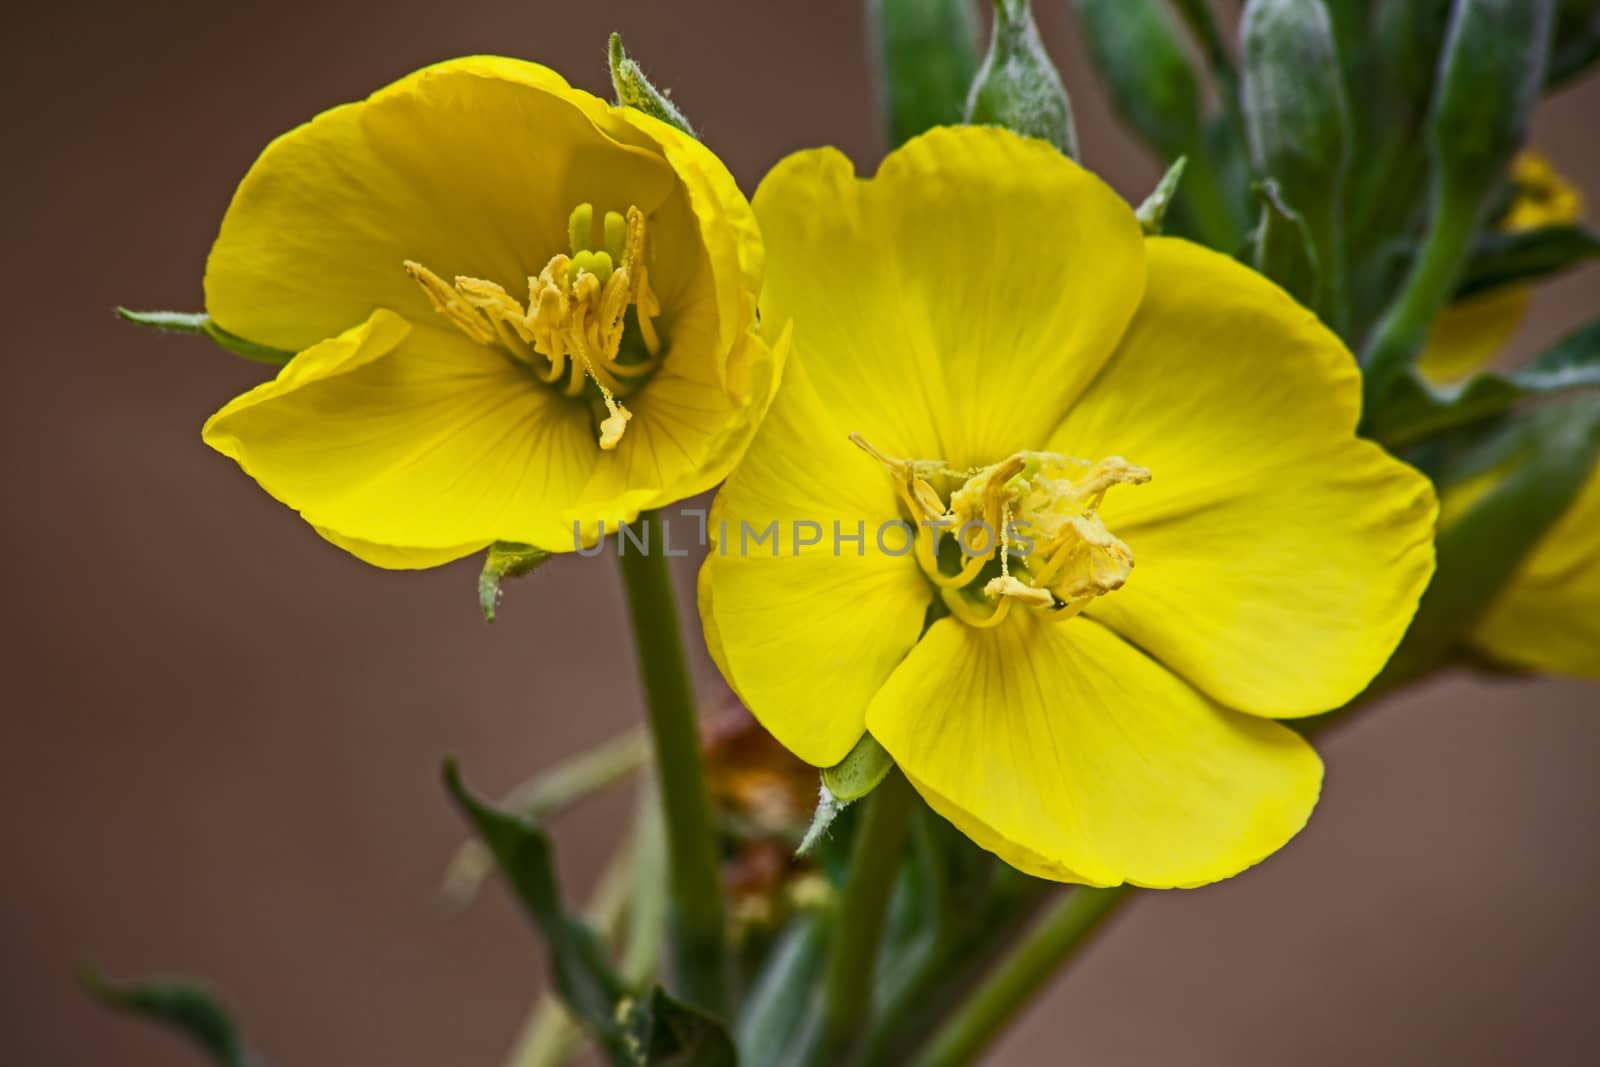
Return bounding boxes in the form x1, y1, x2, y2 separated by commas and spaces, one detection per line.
850, 433, 1150, 626
404, 203, 665, 451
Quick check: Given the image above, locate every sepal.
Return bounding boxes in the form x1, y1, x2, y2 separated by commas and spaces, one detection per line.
1135, 157, 1188, 235
478, 541, 552, 622
609, 33, 696, 139
116, 307, 292, 365
798, 733, 897, 856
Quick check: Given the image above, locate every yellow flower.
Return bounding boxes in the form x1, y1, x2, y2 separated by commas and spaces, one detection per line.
698, 127, 1437, 888
1420, 151, 1598, 679
200, 57, 783, 567
1440, 456, 1600, 680
1417, 151, 1584, 384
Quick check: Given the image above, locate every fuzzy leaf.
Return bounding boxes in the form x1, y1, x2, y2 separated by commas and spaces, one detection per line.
442, 760, 634, 1061
82, 969, 255, 1067
1366, 318, 1600, 447
1456, 225, 1600, 299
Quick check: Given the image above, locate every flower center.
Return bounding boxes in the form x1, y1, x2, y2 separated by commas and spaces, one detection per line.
851, 434, 1150, 629
404, 203, 664, 450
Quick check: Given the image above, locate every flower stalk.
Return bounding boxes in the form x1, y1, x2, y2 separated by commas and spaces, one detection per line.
615, 511, 728, 1015
819, 769, 917, 1059
908, 886, 1132, 1067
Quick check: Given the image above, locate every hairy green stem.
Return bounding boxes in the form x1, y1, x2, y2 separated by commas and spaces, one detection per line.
1361, 170, 1489, 407
819, 770, 917, 1060
908, 886, 1131, 1067
615, 511, 727, 1015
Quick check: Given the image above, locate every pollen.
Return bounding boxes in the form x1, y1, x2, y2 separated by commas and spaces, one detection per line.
851, 434, 1150, 628
403, 203, 664, 451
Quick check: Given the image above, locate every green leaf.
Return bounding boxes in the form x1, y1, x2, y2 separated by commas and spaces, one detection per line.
1365, 317, 1600, 447
441, 759, 634, 1061
622, 987, 738, 1067
1455, 225, 1600, 299
81, 969, 255, 1067
477, 541, 552, 622
965, 0, 1078, 159
1248, 179, 1320, 309
1135, 157, 1188, 235
1378, 400, 1600, 688
866, 0, 981, 149
1072, 0, 1201, 161
609, 33, 696, 139
735, 915, 828, 1065
116, 307, 293, 365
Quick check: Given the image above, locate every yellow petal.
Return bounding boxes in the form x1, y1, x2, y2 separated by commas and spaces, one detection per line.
751, 125, 1146, 470
203, 310, 606, 560
312, 527, 489, 569
867, 612, 1324, 887
205, 57, 677, 352
1050, 239, 1437, 716
1470, 464, 1600, 679
611, 108, 765, 376
1416, 285, 1530, 385
584, 323, 791, 527
698, 352, 931, 766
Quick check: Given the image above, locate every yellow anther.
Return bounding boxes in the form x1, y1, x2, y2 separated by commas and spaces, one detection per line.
568, 202, 595, 252
405, 202, 663, 451
985, 575, 1054, 608
598, 406, 632, 450
851, 434, 1149, 626
404, 260, 496, 345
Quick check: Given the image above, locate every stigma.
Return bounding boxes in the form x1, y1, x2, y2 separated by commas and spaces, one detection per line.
404, 202, 664, 450
851, 434, 1150, 629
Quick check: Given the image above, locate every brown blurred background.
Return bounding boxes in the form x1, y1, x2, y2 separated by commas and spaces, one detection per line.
4, 1, 1598, 1064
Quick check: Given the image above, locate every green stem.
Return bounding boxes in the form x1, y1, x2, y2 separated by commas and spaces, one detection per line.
819, 770, 917, 1060
615, 511, 727, 1015
1361, 169, 1489, 407
909, 886, 1132, 1067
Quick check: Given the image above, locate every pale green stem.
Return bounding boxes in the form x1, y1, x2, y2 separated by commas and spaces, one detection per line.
818, 770, 917, 1061
615, 511, 728, 1015
908, 886, 1132, 1067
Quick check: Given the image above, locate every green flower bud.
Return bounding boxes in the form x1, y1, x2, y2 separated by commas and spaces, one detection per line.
867, 0, 982, 148
965, 0, 1078, 159
1362, 0, 1556, 408
608, 32, 695, 139
1072, 0, 1201, 161
1429, 0, 1555, 178
1240, 0, 1352, 323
